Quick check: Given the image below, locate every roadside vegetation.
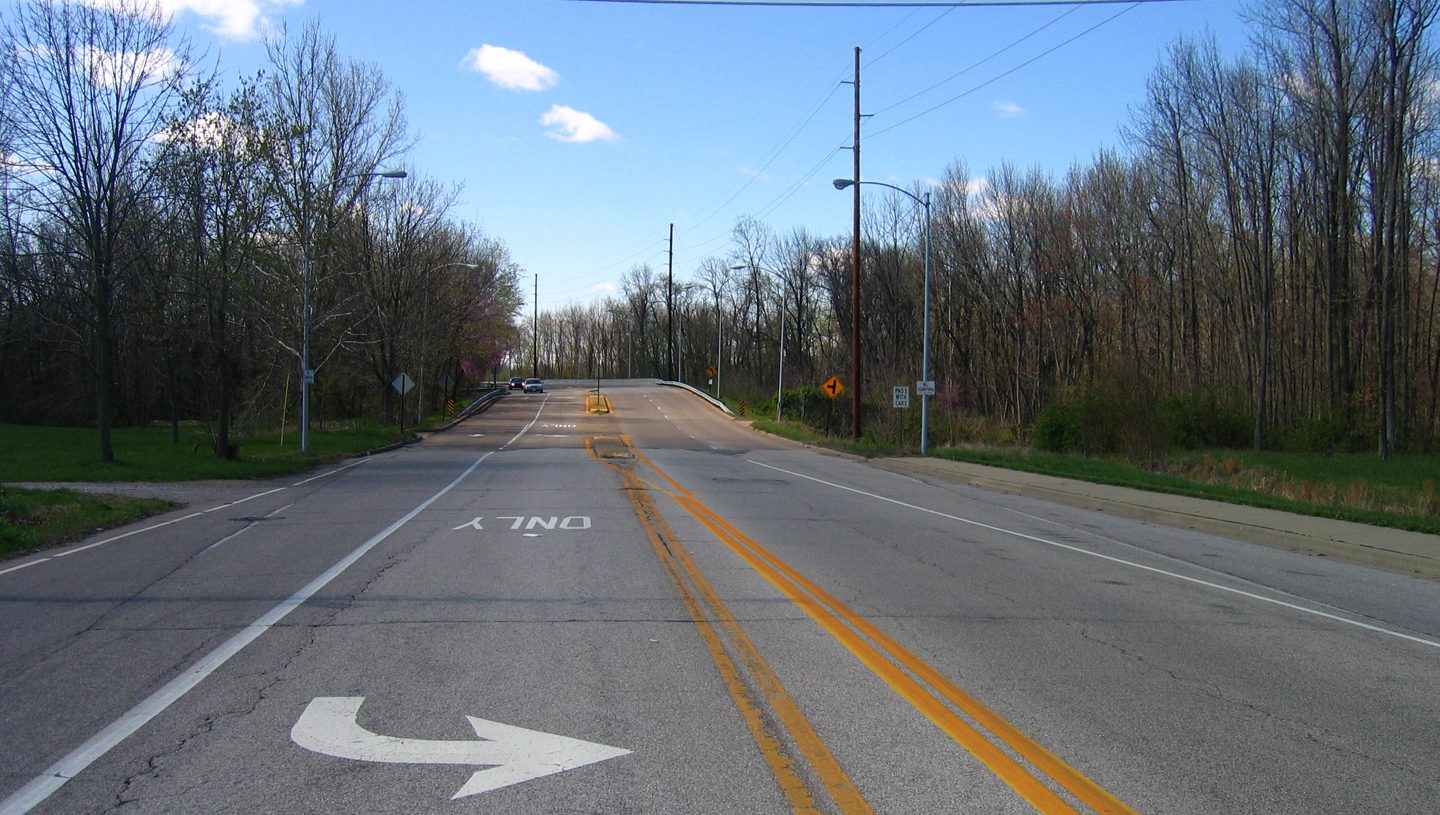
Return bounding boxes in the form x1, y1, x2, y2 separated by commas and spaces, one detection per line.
525, 0, 1440, 542
0, 487, 176, 561
0, 7, 523, 465
753, 412, 1440, 537
0, 421, 408, 483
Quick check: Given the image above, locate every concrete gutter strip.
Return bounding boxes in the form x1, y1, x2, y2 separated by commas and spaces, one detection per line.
878, 456, 1440, 580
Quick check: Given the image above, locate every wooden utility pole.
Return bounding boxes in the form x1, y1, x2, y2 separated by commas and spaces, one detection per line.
850, 46, 862, 441
667, 223, 675, 381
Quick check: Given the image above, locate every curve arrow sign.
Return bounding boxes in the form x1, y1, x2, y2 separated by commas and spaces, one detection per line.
291, 696, 631, 799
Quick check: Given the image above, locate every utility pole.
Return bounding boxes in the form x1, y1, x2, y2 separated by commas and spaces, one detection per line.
532, 274, 538, 379
850, 46, 862, 442
667, 223, 675, 381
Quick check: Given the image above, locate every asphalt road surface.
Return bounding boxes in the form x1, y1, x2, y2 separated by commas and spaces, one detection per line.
2, 380, 1438, 814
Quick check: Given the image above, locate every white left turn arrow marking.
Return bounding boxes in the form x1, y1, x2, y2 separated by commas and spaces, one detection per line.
291, 697, 631, 799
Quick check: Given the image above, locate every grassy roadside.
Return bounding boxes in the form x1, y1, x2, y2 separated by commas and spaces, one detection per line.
0, 420, 410, 483
0, 420, 417, 560
752, 419, 1440, 536
0, 486, 177, 561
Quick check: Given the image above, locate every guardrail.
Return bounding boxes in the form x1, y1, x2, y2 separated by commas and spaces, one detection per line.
657, 380, 734, 415
430, 386, 506, 433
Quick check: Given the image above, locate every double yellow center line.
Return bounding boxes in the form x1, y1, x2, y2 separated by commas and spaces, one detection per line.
607, 435, 1138, 815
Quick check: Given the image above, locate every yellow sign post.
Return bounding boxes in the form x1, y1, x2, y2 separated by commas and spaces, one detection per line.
823, 376, 845, 398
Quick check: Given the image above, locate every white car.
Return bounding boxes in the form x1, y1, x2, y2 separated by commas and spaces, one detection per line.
523, 378, 544, 393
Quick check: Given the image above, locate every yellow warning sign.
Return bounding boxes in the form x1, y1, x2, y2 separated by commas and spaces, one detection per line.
823, 376, 845, 398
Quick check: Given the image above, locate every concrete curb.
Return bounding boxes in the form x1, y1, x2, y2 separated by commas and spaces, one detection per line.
877, 456, 1440, 580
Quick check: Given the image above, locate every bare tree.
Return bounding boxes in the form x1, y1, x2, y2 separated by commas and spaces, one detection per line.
1, 0, 195, 460
257, 19, 410, 434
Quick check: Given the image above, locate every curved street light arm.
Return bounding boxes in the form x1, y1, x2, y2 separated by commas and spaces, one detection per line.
832, 177, 933, 453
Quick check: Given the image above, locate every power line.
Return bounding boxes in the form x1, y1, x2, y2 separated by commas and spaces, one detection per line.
677, 81, 845, 237
867, 1, 1140, 138
865, 7, 957, 68
869, 3, 1080, 115
556, 0, 1185, 6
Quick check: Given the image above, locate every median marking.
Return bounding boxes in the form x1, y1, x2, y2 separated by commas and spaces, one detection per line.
586, 440, 873, 815
623, 438, 1136, 815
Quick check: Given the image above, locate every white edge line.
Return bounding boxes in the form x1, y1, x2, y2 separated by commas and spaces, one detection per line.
292, 457, 372, 487
499, 395, 550, 450
0, 451, 494, 815
30, 459, 371, 564
0, 558, 50, 576
50, 511, 207, 558
748, 460, 1440, 651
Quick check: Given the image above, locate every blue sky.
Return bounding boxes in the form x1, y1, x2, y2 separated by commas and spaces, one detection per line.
164, 0, 1250, 311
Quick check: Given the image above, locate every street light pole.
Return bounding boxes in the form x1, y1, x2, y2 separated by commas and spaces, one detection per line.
300, 168, 406, 452
833, 178, 932, 453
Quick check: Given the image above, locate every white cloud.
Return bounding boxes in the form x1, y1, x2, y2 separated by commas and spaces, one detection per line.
156, 110, 253, 148
82, 45, 179, 89
540, 105, 616, 143
741, 166, 771, 181
103, 0, 302, 40
2, 153, 55, 177
993, 101, 1026, 118
462, 44, 558, 91
591, 282, 618, 295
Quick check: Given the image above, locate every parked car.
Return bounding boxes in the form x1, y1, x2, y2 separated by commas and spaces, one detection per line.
508, 377, 525, 390
523, 378, 544, 393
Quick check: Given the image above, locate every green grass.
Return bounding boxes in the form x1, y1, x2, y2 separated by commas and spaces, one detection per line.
0, 485, 176, 559
0, 419, 409, 483
932, 446, 1440, 536
754, 418, 1440, 535
751, 419, 902, 458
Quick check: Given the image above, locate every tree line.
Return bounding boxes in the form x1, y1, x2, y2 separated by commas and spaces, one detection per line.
525, 0, 1440, 457
0, 1, 523, 460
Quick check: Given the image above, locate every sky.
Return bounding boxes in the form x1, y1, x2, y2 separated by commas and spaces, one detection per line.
153, 0, 1250, 311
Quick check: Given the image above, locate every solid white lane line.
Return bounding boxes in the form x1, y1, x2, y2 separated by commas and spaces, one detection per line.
291, 457, 373, 486
749, 460, 1440, 651
50, 511, 207, 559
0, 451, 496, 815
39, 460, 373, 564
0, 558, 50, 576
499, 396, 550, 450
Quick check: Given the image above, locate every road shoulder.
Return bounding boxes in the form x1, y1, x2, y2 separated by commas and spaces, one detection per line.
875, 456, 1440, 580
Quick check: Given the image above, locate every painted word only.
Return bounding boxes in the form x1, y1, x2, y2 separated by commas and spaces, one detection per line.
452, 516, 592, 531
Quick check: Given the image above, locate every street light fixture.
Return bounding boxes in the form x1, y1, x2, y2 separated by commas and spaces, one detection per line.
732, 264, 786, 423
300, 168, 407, 452
833, 178, 933, 454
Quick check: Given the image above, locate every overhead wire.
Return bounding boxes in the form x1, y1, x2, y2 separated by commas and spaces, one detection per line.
864, 6, 957, 68
866, 1, 1141, 139
869, 3, 1080, 115
675, 81, 845, 237
549, 0, 1161, 303
668, 9, 943, 264
557, 0, 1185, 7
